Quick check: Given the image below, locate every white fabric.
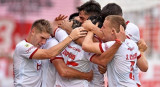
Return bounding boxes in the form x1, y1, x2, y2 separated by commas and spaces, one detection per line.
41, 37, 60, 87
125, 22, 140, 43
89, 63, 105, 87
13, 40, 42, 87
100, 39, 140, 87
126, 22, 141, 85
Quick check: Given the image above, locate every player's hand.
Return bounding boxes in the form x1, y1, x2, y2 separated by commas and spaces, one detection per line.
113, 25, 126, 42
137, 39, 148, 52
86, 70, 93, 82
82, 20, 95, 31
55, 14, 68, 25
98, 65, 107, 74
69, 27, 87, 40
59, 20, 73, 33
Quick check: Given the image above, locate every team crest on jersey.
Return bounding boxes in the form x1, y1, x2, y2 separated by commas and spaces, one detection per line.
25, 44, 30, 47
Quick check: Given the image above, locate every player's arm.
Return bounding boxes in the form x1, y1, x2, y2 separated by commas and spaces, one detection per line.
51, 14, 68, 36
136, 39, 148, 72
82, 20, 103, 39
32, 28, 87, 59
52, 59, 93, 81
90, 41, 122, 67
82, 25, 126, 54
82, 31, 102, 54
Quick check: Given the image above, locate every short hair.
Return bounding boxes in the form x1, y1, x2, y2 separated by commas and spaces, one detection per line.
31, 19, 52, 35
77, 0, 101, 16
69, 12, 79, 20
88, 16, 103, 28
101, 3, 123, 22
105, 15, 126, 33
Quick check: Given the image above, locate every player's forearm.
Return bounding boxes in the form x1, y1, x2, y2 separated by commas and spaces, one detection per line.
63, 68, 92, 81
82, 32, 101, 54
137, 52, 148, 72
91, 26, 103, 39
98, 42, 121, 67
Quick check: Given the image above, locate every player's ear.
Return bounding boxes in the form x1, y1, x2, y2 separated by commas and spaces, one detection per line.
31, 28, 36, 35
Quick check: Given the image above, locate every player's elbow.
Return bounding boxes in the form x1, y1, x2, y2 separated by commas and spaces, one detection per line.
58, 69, 68, 78
82, 43, 90, 52
140, 65, 148, 72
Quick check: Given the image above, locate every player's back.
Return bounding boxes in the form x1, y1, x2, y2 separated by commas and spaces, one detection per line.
107, 39, 140, 87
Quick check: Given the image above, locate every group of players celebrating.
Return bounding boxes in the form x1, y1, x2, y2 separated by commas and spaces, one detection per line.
13, 1, 148, 87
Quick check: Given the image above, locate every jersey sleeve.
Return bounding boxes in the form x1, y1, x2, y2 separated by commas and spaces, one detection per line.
50, 54, 64, 63
18, 42, 38, 59
99, 41, 115, 52
85, 52, 95, 61
54, 28, 69, 42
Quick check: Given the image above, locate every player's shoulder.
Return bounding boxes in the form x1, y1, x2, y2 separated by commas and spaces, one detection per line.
126, 22, 139, 31
15, 40, 34, 52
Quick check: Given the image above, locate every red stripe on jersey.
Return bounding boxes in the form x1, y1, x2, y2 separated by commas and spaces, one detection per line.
53, 27, 58, 37
29, 48, 38, 59
90, 54, 96, 62
67, 61, 78, 66
126, 35, 130, 39
25, 39, 28, 42
137, 83, 141, 87
99, 42, 104, 53
50, 57, 64, 63
126, 21, 130, 25
137, 54, 141, 59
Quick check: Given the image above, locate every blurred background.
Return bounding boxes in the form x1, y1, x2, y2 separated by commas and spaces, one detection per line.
0, 0, 160, 87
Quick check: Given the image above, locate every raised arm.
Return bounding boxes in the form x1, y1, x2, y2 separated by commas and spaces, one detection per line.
82, 31, 102, 54
82, 20, 103, 39
32, 28, 87, 59
136, 39, 148, 72
52, 59, 93, 81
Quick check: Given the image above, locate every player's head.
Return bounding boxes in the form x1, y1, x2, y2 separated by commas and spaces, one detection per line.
101, 15, 126, 42
30, 19, 52, 48
77, 0, 101, 23
69, 12, 79, 21
88, 16, 103, 28
101, 3, 122, 22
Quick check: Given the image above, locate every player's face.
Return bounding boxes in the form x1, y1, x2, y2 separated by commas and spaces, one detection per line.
79, 10, 90, 23
100, 20, 113, 42
32, 29, 50, 48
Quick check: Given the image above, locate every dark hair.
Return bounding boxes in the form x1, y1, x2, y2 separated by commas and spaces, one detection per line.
88, 16, 103, 28
72, 20, 82, 29
101, 3, 122, 22
31, 19, 52, 35
77, 0, 101, 16
69, 12, 79, 20
105, 15, 126, 32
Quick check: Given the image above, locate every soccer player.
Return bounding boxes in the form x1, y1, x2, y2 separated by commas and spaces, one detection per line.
13, 19, 86, 87
82, 15, 143, 86
41, 15, 93, 87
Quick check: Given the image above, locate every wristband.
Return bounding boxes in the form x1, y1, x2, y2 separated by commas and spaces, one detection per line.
115, 39, 122, 44
68, 35, 73, 40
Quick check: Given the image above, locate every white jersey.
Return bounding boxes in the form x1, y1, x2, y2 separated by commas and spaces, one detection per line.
100, 39, 141, 87
54, 28, 94, 87
89, 63, 105, 87
41, 37, 59, 87
126, 22, 141, 86
13, 40, 42, 87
